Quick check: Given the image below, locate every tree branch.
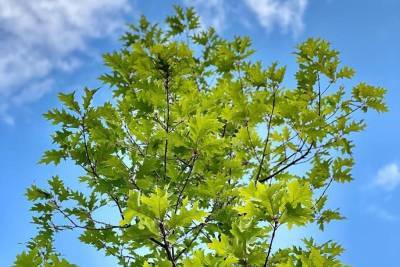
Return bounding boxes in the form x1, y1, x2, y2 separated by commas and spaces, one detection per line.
163, 69, 171, 181
255, 88, 277, 183
159, 222, 177, 267
263, 219, 279, 267
80, 114, 125, 220
174, 154, 198, 213
259, 142, 314, 183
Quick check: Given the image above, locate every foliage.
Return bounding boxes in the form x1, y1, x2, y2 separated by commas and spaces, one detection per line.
15, 6, 387, 267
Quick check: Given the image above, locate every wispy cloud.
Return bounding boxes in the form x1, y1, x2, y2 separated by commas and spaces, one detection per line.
0, 0, 131, 124
185, 0, 308, 35
373, 163, 400, 191
244, 0, 308, 35
184, 0, 227, 31
1, 0, 309, 124
366, 204, 399, 222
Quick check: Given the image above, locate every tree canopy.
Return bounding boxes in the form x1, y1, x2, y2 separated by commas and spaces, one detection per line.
15, 6, 387, 267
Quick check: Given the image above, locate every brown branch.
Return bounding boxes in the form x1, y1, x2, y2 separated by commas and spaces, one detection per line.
258, 142, 314, 183
246, 125, 261, 163
163, 70, 171, 181
149, 237, 165, 247
80, 114, 125, 220
317, 74, 321, 116
257, 105, 361, 184
159, 222, 177, 267
263, 219, 279, 267
268, 138, 307, 172
123, 122, 146, 157
175, 223, 206, 260
174, 154, 198, 213
52, 200, 130, 232
255, 88, 277, 183
174, 200, 221, 260
315, 177, 334, 205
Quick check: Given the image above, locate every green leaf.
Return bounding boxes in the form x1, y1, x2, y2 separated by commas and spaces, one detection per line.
317, 209, 344, 231
83, 87, 98, 109
208, 234, 232, 256
39, 149, 65, 165
168, 199, 207, 228
285, 180, 312, 207
58, 91, 80, 112
141, 187, 170, 219
26, 186, 51, 201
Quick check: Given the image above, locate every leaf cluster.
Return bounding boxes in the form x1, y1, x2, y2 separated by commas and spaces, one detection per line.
15, 5, 387, 267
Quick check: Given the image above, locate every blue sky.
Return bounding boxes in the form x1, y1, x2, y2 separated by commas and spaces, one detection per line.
1, 0, 399, 266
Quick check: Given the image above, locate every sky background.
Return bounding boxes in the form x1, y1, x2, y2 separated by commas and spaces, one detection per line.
1, 0, 399, 266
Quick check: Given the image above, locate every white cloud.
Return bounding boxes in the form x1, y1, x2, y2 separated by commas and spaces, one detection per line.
12, 79, 54, 107
0, 79, 54, 125
374, 163, 400, 191
184, 0, 308, 35
0, 0, 310, 124
244, 0, 308, 35
367, 205, 399, 222
184, 0, 227, 31
0, 0, 131, 124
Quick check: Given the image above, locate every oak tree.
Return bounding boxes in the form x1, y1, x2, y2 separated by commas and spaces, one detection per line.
15, 6, 387, 267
